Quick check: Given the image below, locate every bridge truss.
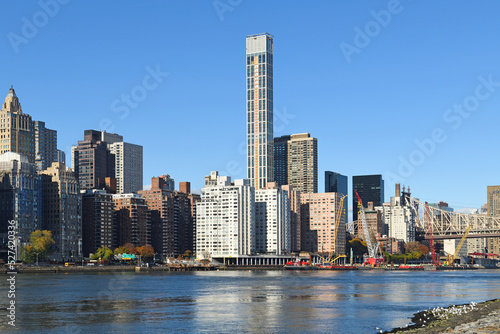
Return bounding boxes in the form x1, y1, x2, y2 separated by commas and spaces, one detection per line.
408, 197, 500, 240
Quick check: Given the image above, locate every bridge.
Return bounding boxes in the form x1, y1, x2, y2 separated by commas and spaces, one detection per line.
409, 198, 500, 240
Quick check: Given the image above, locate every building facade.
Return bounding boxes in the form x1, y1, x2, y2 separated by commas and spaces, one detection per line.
0, 152, 41, 259
81, 189, 115, 257
383, 184, 415, 243
72, 130, 143, 194
179, 182, 201, 254
113, 193, 150, 248
273, 135, 290, 187
196, 176, 255, 259
139, 177, 194, 258
246, 33, 274, 189
179, 181, 190, 194
153, 174, 174, 192
325, 171, 347, 195
325, 171, 348, 226
486, 185, 500, 255
0, 87, 35, 163
352, 174, 384, 222
41, 162, 82, 261
287, 133, 318, 193
204, 171, 219, 187
109, 142, 143, 194
300, 192, 346, 255
57, 149, 66, 164
34, 120, 57, 171
282, 185, 301, 252
255, 183, 291, 255
72, 130, 114, 191
362, 202, 384, 239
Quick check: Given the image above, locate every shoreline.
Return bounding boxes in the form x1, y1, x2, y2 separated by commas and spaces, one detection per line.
384, 298, 500, 333
2, 265, 498, 274
1, 265, 217, 273
1, 265, 289, 273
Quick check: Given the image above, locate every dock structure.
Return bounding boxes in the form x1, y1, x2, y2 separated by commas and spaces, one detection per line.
213, 255, 291, 266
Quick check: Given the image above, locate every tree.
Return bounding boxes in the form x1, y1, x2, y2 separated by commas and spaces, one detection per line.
411, 251, 423, 260
114, 246, 129, 255
405, 241, 428, 260
136, 245, 154, 261
91, 247, 113, 260
21, 245, 36, 263
405, 241, 420, 253
21, 230, 55, 263
182, 250, 192, 258
123, 243, 137, 255
418, 244, 429, 256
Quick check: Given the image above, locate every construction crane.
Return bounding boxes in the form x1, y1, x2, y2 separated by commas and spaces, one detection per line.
326, 194, 347, 264
443, 225, 472, 266
355, 191, 381, 266
317, 194, 347, 265
424, 202, 439, 266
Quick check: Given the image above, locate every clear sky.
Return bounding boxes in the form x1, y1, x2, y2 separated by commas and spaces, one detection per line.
1, 1, 499, 213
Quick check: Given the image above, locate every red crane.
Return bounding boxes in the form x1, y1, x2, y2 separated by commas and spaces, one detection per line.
425, 202, 439, 266
355, 191, 381, 266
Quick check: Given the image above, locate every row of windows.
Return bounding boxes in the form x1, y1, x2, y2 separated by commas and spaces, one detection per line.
246, 52, 272, 65
246, 64, 273, 78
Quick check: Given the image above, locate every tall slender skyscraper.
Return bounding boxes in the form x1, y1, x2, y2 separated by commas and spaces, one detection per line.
246, 33, 274, 189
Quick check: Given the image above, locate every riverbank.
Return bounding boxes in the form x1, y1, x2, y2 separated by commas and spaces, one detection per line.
1, 265, 218, 273
385, 298, 500, 333
1, 264, 493, 274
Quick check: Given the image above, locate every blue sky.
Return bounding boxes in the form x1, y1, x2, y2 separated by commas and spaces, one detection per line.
1, 1, 499, 212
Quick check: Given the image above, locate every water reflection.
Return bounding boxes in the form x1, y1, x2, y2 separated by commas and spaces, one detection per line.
1, 270, 499, 333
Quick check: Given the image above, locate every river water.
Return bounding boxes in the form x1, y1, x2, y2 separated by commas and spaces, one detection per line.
1, 269, 500, 333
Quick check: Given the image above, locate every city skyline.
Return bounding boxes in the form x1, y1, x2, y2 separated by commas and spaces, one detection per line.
2, 2, 500, 211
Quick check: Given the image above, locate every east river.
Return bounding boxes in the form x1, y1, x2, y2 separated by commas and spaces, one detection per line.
1, 269, 500, 333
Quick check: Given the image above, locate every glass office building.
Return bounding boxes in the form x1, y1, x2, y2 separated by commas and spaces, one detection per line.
352, 174, 384, 222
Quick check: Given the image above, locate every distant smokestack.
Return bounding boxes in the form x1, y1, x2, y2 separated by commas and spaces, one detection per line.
395, 183, 401, 197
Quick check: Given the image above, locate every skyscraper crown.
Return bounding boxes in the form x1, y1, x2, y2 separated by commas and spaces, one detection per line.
2, 85, 22, 113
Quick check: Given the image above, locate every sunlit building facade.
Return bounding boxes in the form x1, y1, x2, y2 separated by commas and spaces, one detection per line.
196, 176, 255, 259
246, 33, 274, 189
300, 192, 346, 255
255, 183, 291, 255
41, 162, 82, 261
0, 87, 35, 163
